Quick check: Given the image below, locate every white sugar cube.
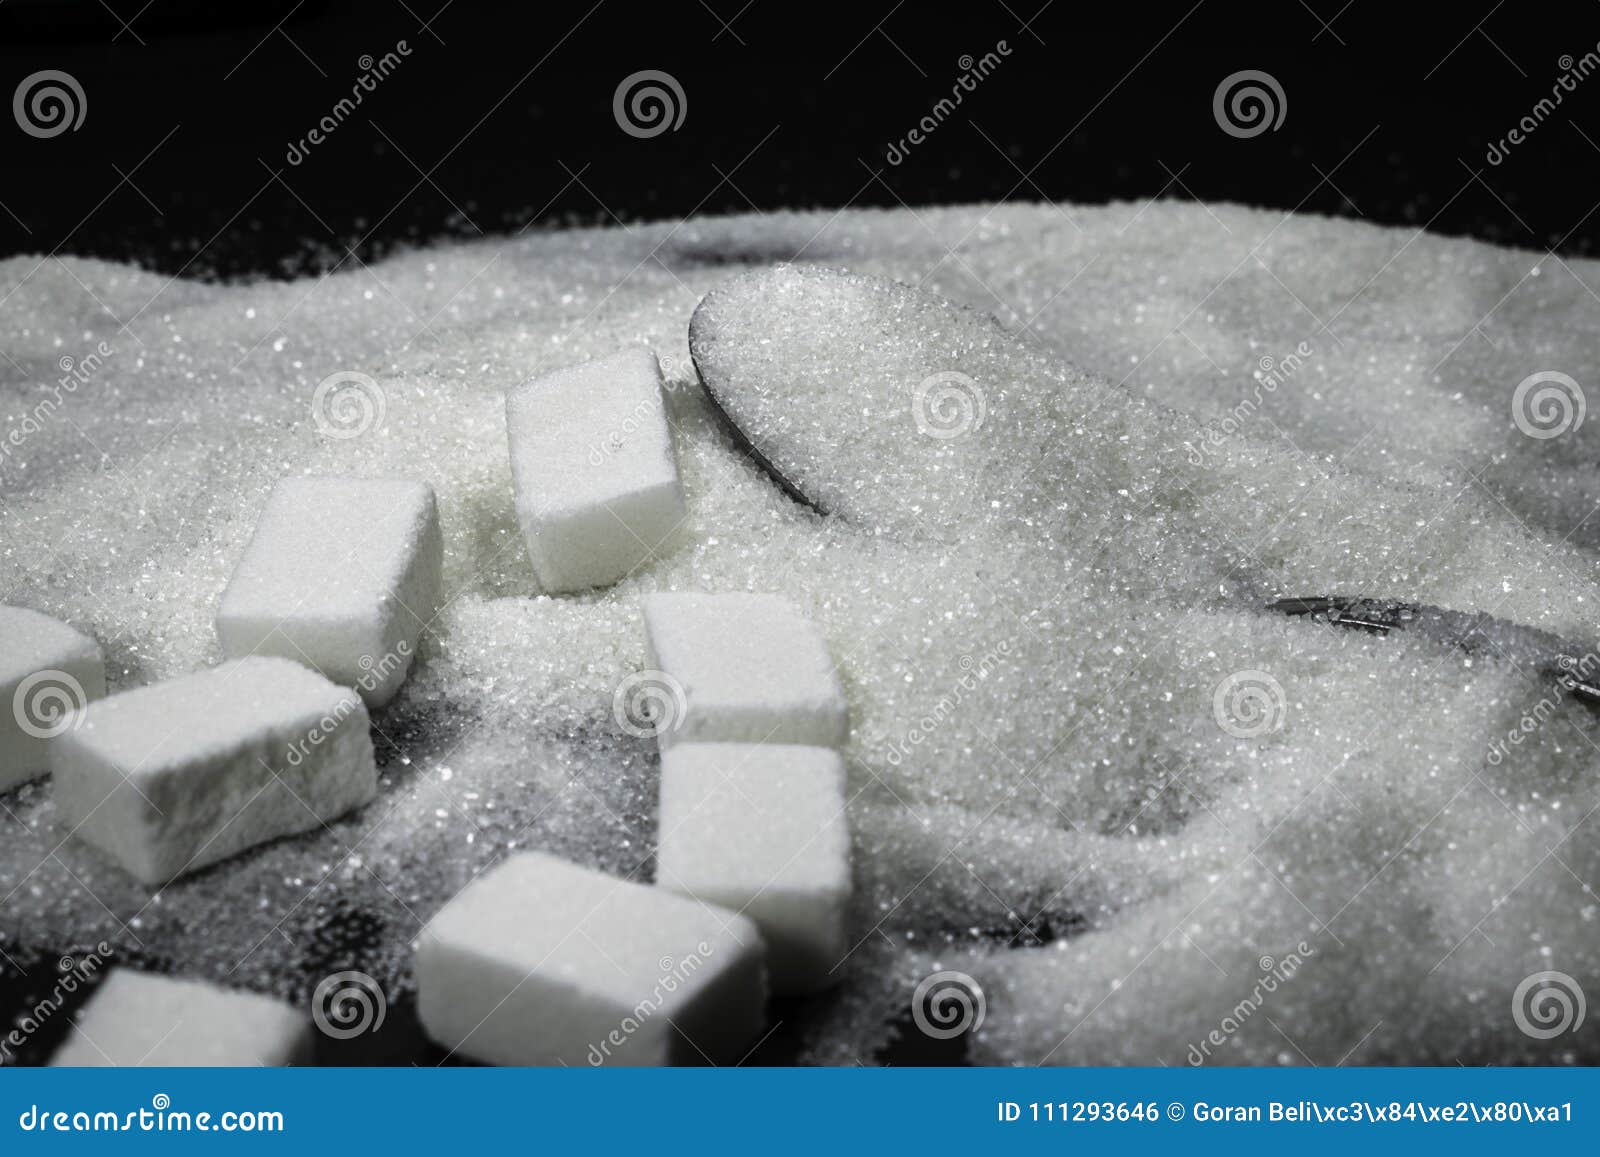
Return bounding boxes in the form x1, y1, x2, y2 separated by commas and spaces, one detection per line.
51, 969, 310, 1066
642, 592, 848, 748
216, 475, 442, 707
506, 349, 686, 593
51, 656, 377, 885
416, 851, 767, 1066
1, 607, 106, 793
657, 743, 852, 994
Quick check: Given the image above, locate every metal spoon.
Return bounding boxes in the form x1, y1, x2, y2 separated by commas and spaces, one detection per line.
1268, 596, 1600, 707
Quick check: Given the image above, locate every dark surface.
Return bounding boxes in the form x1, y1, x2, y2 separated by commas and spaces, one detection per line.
1, 1, 1599, 278
0, 933, 971, 1066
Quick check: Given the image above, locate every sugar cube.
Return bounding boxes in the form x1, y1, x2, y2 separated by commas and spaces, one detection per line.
51, 656, 377, 885
506, 349, 686, 593
656, 743, 852, 994
641, 592, 848, 748
216, 475, 442, 707
416, 851, 767, 1066
50, 969, 310, 1066
0, 606, 106, 793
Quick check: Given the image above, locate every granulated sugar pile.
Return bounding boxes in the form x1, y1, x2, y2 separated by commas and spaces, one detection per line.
2, 201, 1597, 1065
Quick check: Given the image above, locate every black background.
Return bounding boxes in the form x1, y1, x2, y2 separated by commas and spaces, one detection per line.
2, 0, 1600, 278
